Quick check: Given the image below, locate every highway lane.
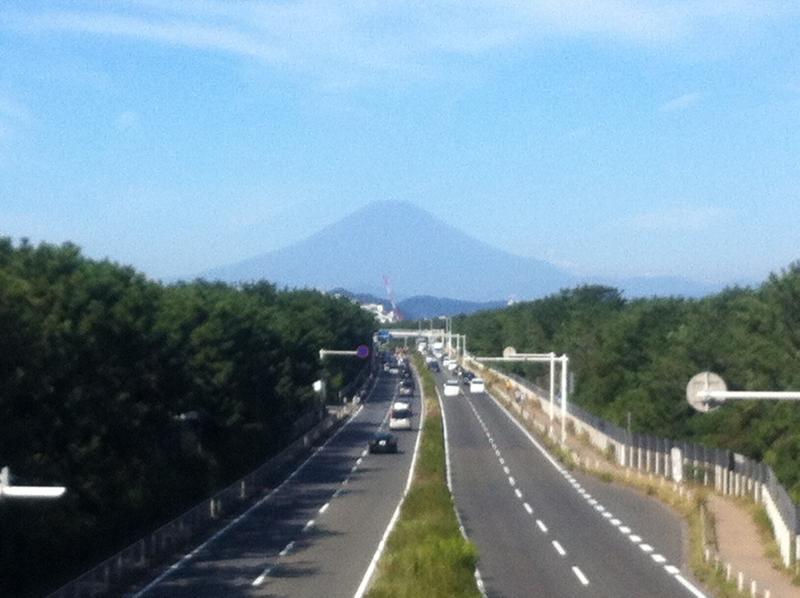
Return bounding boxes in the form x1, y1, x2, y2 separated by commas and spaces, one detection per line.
131, 368, 421, 598
434, 367, 706, 598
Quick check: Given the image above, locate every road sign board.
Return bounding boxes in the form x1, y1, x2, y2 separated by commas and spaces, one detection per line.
686, 371, 726, 412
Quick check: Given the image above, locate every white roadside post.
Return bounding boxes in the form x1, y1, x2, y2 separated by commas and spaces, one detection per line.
560, 355, 569, 444
0, 466, 66, 500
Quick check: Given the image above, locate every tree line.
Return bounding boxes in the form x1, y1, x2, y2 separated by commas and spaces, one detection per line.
455, 265, 800, 502
0, 238, 376, 597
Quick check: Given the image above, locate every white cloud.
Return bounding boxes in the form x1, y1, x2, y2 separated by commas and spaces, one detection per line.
659, 91, 703, 112
619, 205, 732, 232
3, 1, 794, 84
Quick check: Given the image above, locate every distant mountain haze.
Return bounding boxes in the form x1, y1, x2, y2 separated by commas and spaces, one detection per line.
202, 201, 720, 301
203, 201, 574, 302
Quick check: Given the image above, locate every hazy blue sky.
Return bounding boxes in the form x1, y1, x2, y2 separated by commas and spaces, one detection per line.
2, 1, 798, 285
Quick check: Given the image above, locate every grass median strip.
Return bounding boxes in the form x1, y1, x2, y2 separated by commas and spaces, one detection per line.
367, 355, 481, 598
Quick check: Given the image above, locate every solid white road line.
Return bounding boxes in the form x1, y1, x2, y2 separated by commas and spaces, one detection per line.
675, 574, 709, 598
552, 540, 566, 556
439, 386, 488, 598
353, 369, 427, 598
572, 566, 590, 586
480, 382, 699, 597
132, 399, 369, 597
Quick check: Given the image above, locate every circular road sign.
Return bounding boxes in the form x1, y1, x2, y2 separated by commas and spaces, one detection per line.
356, 345, 370, 359
686, 371, 726, 413
503, 346, 517, 359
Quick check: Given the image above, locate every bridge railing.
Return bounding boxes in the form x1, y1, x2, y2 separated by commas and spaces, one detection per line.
478, 363, 800, 568
47, 374, 375, 598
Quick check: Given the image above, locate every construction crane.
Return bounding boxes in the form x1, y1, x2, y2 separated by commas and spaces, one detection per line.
382, 275, 402, 322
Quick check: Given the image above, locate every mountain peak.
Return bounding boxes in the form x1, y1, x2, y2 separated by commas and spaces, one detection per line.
203, 201, 573, 301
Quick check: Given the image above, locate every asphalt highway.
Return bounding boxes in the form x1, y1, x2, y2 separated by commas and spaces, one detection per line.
130, 368, 421, 598
434, 366, 708, 598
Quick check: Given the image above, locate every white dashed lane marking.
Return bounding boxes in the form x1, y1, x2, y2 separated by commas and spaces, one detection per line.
572, 566, 590, 586
252, 567, 273, 586
465, 390, 709, 597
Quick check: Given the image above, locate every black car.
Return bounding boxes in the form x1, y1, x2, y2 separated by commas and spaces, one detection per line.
369, 431, 398, 454
428, 361, 440, 372
461, 370, 475, 384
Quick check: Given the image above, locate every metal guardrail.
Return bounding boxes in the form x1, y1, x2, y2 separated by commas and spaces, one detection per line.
48, 375, 375, 598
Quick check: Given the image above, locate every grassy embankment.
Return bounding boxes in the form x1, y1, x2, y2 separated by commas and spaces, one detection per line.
367, 354, 481, 598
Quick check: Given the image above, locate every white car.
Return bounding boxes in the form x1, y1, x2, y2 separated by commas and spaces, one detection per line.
443, 379, 460, 397
469, 377, 485, 393
446, 360, 458, 371
389, 401, 413, 430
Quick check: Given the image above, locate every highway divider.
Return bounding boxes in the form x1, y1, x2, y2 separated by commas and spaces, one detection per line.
366, 354, 481, 598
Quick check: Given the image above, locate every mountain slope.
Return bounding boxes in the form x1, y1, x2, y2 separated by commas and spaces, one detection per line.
204, 201, 574, 302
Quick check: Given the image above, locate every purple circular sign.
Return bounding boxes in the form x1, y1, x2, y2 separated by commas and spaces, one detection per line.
356, 345, 370, 359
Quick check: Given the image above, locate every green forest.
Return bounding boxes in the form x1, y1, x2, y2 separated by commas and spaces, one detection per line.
455, 265, 800, 502
0, 238, 376, 597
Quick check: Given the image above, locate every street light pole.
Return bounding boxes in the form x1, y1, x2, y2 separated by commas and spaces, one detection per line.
0, 466, 66, 500
474, 349, 569, 443
549, 352, 555, 422
560, 355, 569, 444
687, 371, 800, 412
